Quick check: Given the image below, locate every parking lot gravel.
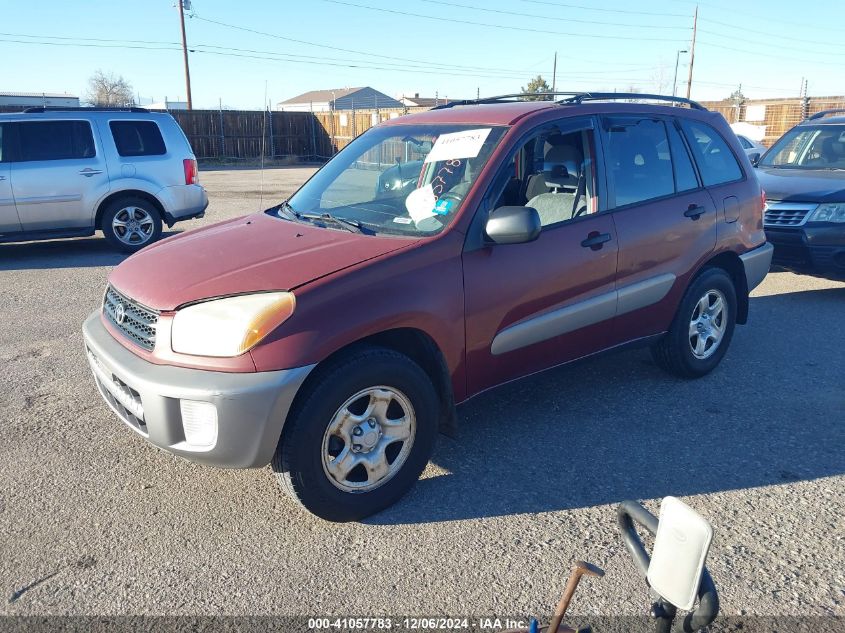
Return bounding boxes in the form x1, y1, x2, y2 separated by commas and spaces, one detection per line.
1, 167, 843, 622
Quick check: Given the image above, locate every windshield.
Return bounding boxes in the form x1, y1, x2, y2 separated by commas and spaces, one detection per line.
760, 124, 845, 169
283, 124, 508, 236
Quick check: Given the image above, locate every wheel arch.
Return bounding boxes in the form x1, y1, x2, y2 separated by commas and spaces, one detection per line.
694, 251, 749, 324
95, 190, 166, 231
285, 327, 457, 440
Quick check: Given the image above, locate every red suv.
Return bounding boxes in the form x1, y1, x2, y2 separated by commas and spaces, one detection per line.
83, 93, 772, 521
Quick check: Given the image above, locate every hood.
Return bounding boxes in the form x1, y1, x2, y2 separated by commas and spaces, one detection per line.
108, 212, 418, 310
756, 167, 845, 203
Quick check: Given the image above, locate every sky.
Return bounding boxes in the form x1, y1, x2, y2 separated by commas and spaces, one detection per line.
2, 0, 843, 109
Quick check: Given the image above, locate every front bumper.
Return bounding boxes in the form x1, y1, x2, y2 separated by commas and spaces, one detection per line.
83, 311, 314, 468
765, 225, 845, 280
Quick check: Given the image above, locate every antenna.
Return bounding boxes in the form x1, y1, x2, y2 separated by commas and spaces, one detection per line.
259, 80, 268, 211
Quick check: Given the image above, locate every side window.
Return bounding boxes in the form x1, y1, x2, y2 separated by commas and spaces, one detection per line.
667, 122, 699, 192
493, 125, 597, 228
0, 124, 4, 163
16, 121, 95, 161
604, 117, 674, 207
738, 136, 753, 150
681, 120, 743, 186
109, 120, 166, 157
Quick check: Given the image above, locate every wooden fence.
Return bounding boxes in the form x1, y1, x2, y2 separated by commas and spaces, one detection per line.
166, 107, 427, 161
700, 96, 845, 145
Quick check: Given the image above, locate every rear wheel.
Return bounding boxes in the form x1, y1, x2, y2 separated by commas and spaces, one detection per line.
651, 268, 737, 378
272, 347, 438, 522
101, 197, 162, 253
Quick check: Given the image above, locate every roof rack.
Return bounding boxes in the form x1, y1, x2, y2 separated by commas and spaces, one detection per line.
805, 109, 845, 121
559, 92, 707, 110
431, 92, 707, 111
22, 106, 150, 113
431, 92, 586, 110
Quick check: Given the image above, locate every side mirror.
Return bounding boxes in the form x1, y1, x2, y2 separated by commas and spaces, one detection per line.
485, 205, 541, 245
749, 152, 761, 166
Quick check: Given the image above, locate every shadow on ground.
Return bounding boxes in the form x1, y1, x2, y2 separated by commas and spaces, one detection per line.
0, 231, 182, 271
371, 286, 845, 525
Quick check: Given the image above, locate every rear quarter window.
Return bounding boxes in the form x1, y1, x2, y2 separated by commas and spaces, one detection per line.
681, 120, 743, 186
109, 120, 166, 157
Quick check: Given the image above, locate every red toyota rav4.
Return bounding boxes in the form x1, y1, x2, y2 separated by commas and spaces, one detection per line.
83, 93, 772, 521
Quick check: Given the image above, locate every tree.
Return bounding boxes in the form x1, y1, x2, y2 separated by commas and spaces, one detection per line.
728, 85, 746, 107
521, 75, 552, 100
85, 70, 135, 107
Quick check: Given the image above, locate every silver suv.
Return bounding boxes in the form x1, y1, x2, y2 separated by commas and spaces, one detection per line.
0, 107, 208, 252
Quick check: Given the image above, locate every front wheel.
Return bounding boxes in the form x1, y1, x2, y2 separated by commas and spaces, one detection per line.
651, 268, 737, 379
272, 348, 438, 522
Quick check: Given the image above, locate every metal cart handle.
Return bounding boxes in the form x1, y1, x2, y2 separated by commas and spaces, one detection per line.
616, 500, 719, 633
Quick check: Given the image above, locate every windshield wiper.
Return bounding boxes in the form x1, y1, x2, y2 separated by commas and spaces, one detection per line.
274, 200, 305, 223
300, 212, 365, 234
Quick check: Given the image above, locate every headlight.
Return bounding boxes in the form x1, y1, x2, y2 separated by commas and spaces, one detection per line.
809, 203, 845, 223
171, 292, 295, 357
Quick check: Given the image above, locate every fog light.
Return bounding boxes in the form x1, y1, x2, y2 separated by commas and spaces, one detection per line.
179, 400, 218, 448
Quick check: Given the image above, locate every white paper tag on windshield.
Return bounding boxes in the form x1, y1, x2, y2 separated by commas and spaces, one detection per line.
424, 128, 492, 163
405, 184, 437, 223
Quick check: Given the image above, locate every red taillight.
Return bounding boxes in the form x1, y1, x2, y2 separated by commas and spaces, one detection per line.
760, 189, 766, 213
183, 158, 198, 185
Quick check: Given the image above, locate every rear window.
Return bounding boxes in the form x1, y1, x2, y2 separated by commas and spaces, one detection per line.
109, 120, 166, 157
681, 120, 743, 186
16, 121, 95, 161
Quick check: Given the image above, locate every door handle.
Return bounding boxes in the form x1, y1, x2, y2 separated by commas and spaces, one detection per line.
79, 168, 103, 177
684, 204, 707, 219
581, 231, 612, 250
0, 176, 5, 181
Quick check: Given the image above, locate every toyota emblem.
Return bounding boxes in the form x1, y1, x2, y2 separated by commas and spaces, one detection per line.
114, 301, 126, 325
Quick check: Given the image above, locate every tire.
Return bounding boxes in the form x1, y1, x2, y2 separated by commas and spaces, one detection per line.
272, 347, 438, 522
101, 196, 163, 253
651, 267, 737, 379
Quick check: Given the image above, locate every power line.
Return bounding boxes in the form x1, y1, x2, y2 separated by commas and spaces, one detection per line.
698, 28, 845, 58
317, 0, 690, 42
417, 0, 689, 29
191, 15, 561, 74
668, 0, 844, 33
519, 0, 690, 18
696, 38, 845, 67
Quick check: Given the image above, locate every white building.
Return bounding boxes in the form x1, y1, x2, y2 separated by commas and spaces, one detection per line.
0, 92, 80, 108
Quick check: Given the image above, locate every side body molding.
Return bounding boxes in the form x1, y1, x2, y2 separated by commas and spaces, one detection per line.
491, 273, 676, 356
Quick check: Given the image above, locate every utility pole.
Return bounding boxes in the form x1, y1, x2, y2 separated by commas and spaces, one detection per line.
178, 0, 193, 110
685, 5, 698, 100
552, 51, 557, 92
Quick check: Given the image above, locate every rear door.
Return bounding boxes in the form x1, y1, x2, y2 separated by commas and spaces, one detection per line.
600, 114, 717, 343
10, 119, 109, 230
0, 122, 21, 233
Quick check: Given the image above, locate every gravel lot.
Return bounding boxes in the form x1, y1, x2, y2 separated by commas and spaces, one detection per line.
1, 167, 843, 623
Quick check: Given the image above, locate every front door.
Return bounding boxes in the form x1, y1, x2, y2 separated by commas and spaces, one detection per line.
0, 123, 21, 233
462, 117, 619, 395
10, 119, 109, 230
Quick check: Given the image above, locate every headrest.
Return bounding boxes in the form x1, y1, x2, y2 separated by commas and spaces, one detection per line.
543, 164, 571, 189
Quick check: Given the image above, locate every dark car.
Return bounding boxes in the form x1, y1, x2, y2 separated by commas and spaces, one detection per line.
755, 110, 845, 280
82, 93, 772, 521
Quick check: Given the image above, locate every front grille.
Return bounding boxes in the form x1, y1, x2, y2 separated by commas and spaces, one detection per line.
103, 286, 159, 351
764, 202, 815, 227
